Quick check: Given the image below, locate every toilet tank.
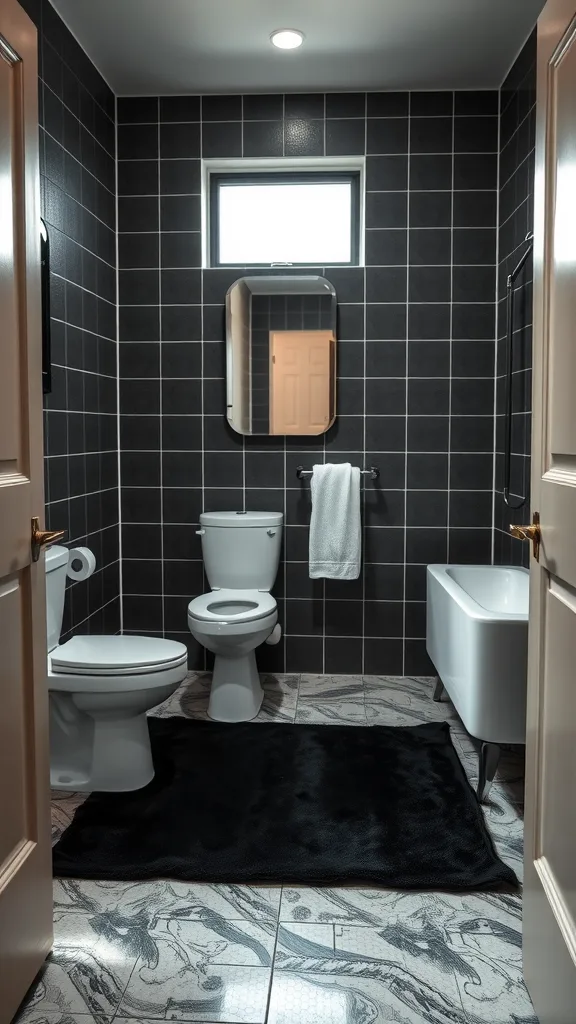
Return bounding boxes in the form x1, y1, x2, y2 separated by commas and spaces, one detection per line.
45, 545, 69, 652
199, 511, 283, 591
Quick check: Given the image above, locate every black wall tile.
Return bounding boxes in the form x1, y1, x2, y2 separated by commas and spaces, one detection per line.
285, 94, 324, 118
366, 155, 408, 191
243, 120, 283, 157
41, 0, 118, 641
494, 32, 536, 566
160, 121, 200, 158
243, 94, 283, 120
326, 119, 365, 156
284, 118, 324, 156
367, 117, 408, 154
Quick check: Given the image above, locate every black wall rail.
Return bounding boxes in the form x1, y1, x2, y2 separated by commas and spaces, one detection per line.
503, 231, 533, 509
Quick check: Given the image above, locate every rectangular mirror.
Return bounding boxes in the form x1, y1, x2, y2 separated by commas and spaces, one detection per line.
226, 275, 337, 436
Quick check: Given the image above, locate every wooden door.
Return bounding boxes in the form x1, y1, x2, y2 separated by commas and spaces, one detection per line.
0, 2, 53, 1021
523, 2, 576, 1019
270, 330, 333, 435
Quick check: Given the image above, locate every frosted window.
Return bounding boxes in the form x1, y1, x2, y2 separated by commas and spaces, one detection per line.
213, 177, 358, 266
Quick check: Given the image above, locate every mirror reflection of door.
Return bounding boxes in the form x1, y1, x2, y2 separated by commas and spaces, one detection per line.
270, 331, 334, 435
226, 275, 337, 436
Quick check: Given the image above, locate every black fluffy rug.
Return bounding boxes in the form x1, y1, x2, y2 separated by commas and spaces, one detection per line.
52, 718, 517, 890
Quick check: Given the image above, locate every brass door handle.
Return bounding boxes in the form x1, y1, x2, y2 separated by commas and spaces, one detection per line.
31, 516, 65, 562
509, 511, 540, 561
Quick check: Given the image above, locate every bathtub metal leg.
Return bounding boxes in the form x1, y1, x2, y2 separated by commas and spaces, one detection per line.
432, 677, 445, 702
477, 742, 500, 802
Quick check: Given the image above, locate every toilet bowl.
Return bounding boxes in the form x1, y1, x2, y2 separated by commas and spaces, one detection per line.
187, 511, 283, 723
46, 547, 188, 792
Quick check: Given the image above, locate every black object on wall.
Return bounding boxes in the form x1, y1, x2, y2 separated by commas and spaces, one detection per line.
503, 231, 533, 509
40, 217, 51, 394
20, 0, 120, 639
494, 31, 537, 567
117, 89, 499, 675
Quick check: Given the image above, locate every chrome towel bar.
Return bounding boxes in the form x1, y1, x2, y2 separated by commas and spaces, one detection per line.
296, 465, 379, 480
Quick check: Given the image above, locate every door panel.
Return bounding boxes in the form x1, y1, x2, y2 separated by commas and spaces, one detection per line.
0, 577, 26, 866
0, 1, 53, 1020
540, 578, 576, 916
524, 1, 576, 1019
270, 330, 332, 435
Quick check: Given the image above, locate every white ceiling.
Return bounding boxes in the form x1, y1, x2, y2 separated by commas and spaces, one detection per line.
52, 0, 544, 96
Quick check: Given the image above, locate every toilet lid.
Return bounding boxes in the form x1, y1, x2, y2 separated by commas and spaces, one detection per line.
51, 635, 188, 676
188, 589, 276, 623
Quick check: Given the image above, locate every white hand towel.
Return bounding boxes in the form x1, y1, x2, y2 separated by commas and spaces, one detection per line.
309, 462, 361, 579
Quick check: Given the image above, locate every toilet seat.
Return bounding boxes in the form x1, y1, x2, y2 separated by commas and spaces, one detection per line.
50, 635, 188, 680
188, 589, 276, 624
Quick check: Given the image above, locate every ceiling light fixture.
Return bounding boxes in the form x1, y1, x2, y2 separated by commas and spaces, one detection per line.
270, 29, 304, 50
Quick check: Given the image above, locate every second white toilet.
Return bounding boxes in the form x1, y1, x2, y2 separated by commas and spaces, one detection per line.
187, 511, 283, 722
47, 546, 188, 792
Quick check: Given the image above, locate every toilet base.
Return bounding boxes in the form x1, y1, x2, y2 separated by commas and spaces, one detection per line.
50, 711, 155, 793
208, 650, 264, 722
49, 678, 183, 793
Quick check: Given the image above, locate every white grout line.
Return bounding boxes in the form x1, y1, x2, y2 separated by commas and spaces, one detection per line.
446, 91, 455, 569
401, 92, 412, 675
154, 99, 166, 636
491, 87, 503, 564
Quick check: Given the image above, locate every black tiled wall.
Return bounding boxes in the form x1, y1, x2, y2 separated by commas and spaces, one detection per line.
117, 90, 499, 674
494, 32, 537, 566
19, 0, 120, 638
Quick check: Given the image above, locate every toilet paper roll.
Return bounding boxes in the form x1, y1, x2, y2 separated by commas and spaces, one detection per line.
265, 623, 282, 646
66, 546, 96, 582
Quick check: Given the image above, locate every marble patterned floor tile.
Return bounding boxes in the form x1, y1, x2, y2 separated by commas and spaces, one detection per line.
295, 701, 366, 726
363, 676, 461, 730
362, 674, 437, 691
455, 748, 525, 808
364, 701, 446, 729
275, 892, 536, 1023
299, 675, 364, 701
118, 915, 273, 1021
16, 910, 139, 1023
343, 921, 465, 1008
53, 879, 281, 925
280, 888, 524, 929
151, 672, 211, 720
274, 920, 438, 1008
51, 790, 87, 846
276, 920, 407, 973
267, 969, 462, 1024
277, 923, 335, 951
261, 673, 300, 697
120, 965, 272, 1022
280, 887, 407, 926
18, 1004, 111, 1024
153, 673, 300, 725
482, 794, 524, 883
255, 689, 298, 724
450, 907, 537, 1023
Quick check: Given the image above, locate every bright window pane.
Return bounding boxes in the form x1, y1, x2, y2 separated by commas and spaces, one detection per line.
217, 182, 353, 264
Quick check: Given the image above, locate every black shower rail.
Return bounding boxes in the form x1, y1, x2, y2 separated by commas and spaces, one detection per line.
503, 231, 534, 509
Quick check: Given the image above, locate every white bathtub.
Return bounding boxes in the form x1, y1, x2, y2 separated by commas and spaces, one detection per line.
426, 564, 529, 745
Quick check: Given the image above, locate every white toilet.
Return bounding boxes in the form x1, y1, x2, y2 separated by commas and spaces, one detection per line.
46, 545, 188, 792
187, 511, 283, 722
